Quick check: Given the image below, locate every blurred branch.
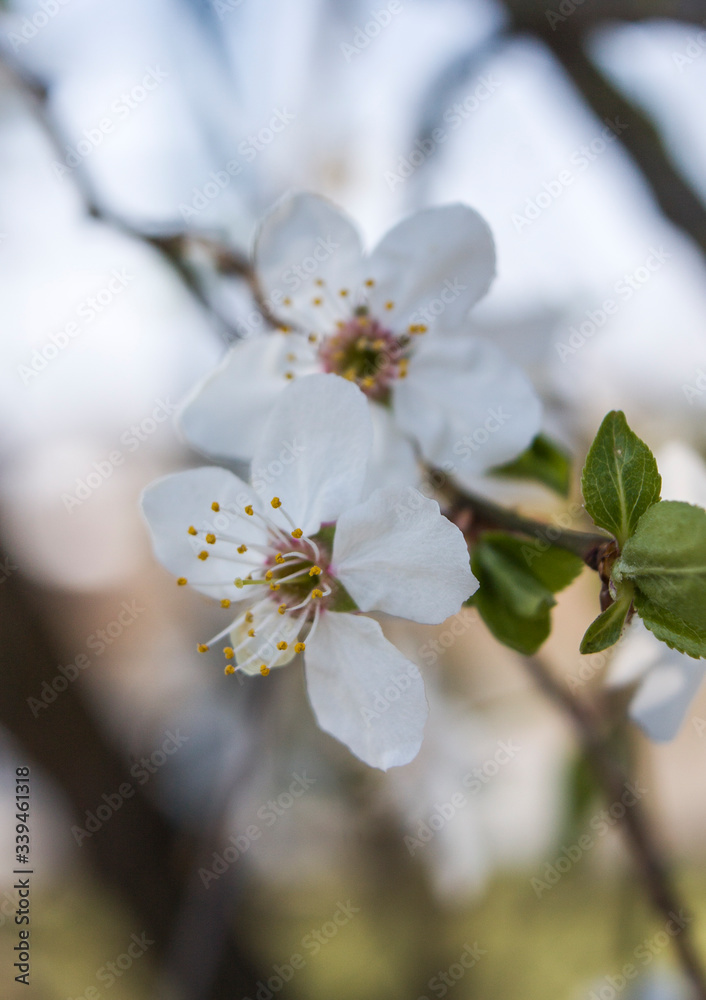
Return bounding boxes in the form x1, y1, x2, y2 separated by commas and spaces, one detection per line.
524, 654, 706, 999
0, 557, 265, 999
506, 0, 706, 32
503, 5, 706, 257
445, 479, 609, 562
0, 57, 269, 342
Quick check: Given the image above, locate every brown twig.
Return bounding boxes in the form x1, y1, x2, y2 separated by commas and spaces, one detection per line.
444, 479, 610, 562
525, 654, 706, 999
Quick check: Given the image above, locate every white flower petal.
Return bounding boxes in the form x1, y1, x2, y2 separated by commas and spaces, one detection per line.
364, 402, 421, 495
305, 612, 428, 770
254, 192, 363, 336
141, 467, 266, 601
178, 334, 314, 462
252, 373, 372, 536
365, 205, 495, 333
629, 654, 706, 742
394, 336, 542, 476
333, 487, 477, 623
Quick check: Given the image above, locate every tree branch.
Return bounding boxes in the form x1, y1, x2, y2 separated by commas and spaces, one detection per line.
524, 654, 706, 999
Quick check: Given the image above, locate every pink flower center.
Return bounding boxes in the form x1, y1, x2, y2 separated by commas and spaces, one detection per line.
318, 314, 409, 402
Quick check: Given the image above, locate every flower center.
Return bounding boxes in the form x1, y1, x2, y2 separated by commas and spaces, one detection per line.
318, 312, 409, 402
181, 499, 354, 677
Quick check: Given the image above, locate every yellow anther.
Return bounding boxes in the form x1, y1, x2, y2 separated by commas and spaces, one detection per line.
237, 544, 248, 554
177, 577, 188, 586
198, 551, 209, 561
260, 664, 270, 676
205, 533, 216, 544
245, 611, 254, 623
275, 553, 285, 564
365, 278, 375, 287
187, 526, 197, 536
372, 339, 386, 350
291, 528, 303, 539
277, 641, 288, 651
235, 578, 244, 588
283, 296, 292, 305
225, 664, 236, 675
356, 336, 368, 349
339, 288, 349, 297
265, 570, 274, 580
308, 333, 317, 343
312, 297, 323, 306
398, 359, 408, 378
312, 588, 323, 599
309, 565, 322, 577
284, 372, 295, 380
271, 497, 282, 509
244, 505, 254, 516
269, 582, 280, 591
278, 604, 287, 615
315, 278, 324, 286
295, 642, 306, 653
286, 354, 297, 364
197, 643, 209, 653
343, 367, 356, 381
385, 300, 394, 310
224, 647, 234, 659
221, 599, 231, 609
361, 377, 375, 389
211, 502, 220, 512
248, 628, 256, 637
278, 324, 291, 333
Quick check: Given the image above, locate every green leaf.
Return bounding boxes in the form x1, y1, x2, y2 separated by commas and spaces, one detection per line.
613, 500, 706, 657
632, 592, 706, 659
492, 433, 572, 497
581, 411, 661, 546
470, 533, 584, 655
579, 587, 632, 654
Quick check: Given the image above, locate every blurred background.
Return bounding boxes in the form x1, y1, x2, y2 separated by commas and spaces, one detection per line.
1, 0, 706, 997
